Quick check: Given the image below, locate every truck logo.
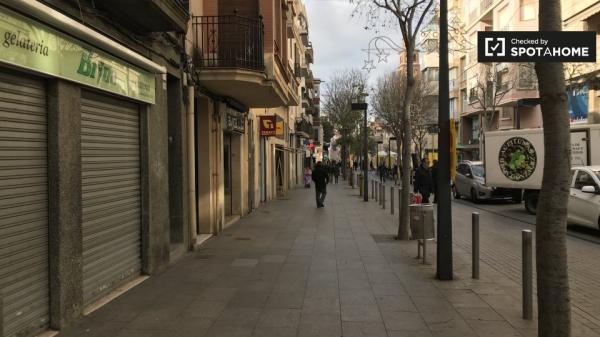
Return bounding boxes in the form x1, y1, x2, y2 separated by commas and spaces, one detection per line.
499, 137, 537, 181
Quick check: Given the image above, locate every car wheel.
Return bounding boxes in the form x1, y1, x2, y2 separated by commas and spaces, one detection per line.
471, 188, 479, 203
524, 194, 538, 215
453, 185, 460, 199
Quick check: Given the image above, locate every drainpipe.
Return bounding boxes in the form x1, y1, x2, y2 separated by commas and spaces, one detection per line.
185, 76, 197, 249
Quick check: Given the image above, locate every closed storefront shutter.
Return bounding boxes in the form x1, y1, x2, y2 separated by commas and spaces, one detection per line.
0, 70, 49, 337
81, 91, 141, 307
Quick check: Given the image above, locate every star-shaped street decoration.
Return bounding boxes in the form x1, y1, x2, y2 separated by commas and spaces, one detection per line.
376, 49, 390, 63
362, 59, 376, 72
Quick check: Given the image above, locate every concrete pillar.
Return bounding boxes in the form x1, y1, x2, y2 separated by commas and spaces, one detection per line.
47, 80, 83, 329
167, 75, 188, 247
141, 72, 170, 274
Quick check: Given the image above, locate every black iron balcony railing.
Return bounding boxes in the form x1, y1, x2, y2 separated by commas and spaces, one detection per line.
193, 15, 264, 71
295, 118, 314, 138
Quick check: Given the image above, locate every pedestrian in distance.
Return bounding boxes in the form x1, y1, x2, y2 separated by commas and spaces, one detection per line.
414, 158, 434, 203
430, 159, 439, 204
311, 161, 329, 208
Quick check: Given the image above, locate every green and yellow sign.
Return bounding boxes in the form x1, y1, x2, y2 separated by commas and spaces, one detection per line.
0, 5, 156, 104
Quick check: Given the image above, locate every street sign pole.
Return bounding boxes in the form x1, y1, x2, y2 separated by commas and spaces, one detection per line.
437, 0, 453, 280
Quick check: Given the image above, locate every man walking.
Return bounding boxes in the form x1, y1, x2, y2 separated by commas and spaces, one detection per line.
333, 163, 340, 184
312, 161, 329, 208
414, 158, 434, 204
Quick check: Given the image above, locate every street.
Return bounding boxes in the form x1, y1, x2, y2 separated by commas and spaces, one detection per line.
53, 181, 600, 337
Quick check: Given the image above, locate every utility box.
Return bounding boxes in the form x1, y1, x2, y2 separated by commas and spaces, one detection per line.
410, 204, 435, 240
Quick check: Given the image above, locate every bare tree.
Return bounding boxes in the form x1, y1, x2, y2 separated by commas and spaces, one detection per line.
353, 0, 434, 239
372, 72, 436, 164
322, 69, 368, 176
535, 1, 571, 336
371, 71, 404, 171
410, 78, 437, 160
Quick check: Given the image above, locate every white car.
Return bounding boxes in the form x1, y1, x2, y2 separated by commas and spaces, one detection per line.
569, 166, 600, 230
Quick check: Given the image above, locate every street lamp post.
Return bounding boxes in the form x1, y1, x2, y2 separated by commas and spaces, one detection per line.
437, 0, 453, 280
376, 140, 383, 169
352, 95, 369, 202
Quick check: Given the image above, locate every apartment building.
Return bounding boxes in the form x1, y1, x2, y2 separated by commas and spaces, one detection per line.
450, 0, 599, 160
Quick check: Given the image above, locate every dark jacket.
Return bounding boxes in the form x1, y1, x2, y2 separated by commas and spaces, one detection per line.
312, 165, 329, 190
414, 164, 434, 194
430, 164, 439, 189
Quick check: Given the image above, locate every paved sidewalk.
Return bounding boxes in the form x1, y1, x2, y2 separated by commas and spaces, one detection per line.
56, 180, 596, 337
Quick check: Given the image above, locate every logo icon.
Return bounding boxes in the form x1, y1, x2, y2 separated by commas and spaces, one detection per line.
484, 37, 505, 57
498, 137, 537, 182
262, 119, 273, 129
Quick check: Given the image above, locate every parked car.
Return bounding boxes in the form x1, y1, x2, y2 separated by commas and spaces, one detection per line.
568, 166, 600, 230
453, 161, 521, 203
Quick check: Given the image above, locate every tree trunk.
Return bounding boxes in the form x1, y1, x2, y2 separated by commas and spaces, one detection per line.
398, 47, 416, 240
341, 144, 348, 177
535, 1, 571, 336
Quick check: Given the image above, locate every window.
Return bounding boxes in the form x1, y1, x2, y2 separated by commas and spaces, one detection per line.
471, 164, 485, 178
574, 171, 596, 190
520, 0, 536, 21
501, 109, 513, 120
472, 116, 480, 140
449, 98, 458, 119
427, 68, 439, 81
518, 63, 537, 89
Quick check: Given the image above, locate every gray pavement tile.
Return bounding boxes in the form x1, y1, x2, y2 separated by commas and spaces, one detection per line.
297, 313, 342, 337
340, 289, 377, 305
261, 254, 287, 264
410, 296, 455, 314
126, 305, 188, 330
441, 289, 490, 309
257, 308, 302, 328
231, 258, 259, 267
215, 307, 262, 327
372, 283, 408, 296
456, 307, 504, 321
56, 320, 126, 337
341, 303, 383, 322
251, 327, 298, 337
339, 277, 372, 290
302, 296, 341, 314
367, 271, 401, 284
305, 284, 339, 298
266, 291, 305, 309
342, 321, 388, 337
198, 287, 238, 302
375, 295, 418, 313
165, 317, 214, 337
387, 330, 434, 337
204, 324, 253, 337
113, 329, 172, 337
226, 290, 270, 309
381, 311, 428, 331
466, 320, 522, 337
182, 300, 228, 319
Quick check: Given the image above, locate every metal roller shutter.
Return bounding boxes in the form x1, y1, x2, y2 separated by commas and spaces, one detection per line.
0, 70, 49, 337
81, 91, 141, 307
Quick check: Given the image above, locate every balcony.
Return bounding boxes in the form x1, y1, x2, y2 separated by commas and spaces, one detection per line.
97, 0, 189, 32
295, 117, 314, 139
305, 44, 314, 64
193, 15, 288, 108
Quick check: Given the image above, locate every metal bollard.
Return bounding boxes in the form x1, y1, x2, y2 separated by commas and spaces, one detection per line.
371, 180, 375, 199
472, 212, 480, 279
522, 230, 533, 320
382, 186, 386, 209
375, 182, 378, 202
390, 186, 394, 215
379, 183, 383, 206
398, 188, 402, 219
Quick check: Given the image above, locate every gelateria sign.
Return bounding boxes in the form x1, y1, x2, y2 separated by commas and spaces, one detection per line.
0, 6, 155, 104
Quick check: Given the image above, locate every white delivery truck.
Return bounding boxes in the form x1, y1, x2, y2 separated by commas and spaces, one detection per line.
484, 124, 600, 214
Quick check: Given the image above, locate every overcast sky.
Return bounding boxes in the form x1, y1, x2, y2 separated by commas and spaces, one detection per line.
304, 0, 401, 87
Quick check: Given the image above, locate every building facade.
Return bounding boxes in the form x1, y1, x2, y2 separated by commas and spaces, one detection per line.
0, 0, 319, 336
